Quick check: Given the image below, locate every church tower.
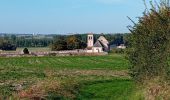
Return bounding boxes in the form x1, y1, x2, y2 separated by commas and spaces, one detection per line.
87, 34, 94, 48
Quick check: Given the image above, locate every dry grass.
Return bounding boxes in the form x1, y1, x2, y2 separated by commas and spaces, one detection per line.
142, 78, 170, 100
55, 69, 129, 78
17, 79, 61, 99
2, 68, 130, 99
13, 78, 76, 99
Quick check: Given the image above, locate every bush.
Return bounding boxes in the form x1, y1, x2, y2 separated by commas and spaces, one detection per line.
110, 48, 125, 54
0, 43, 17, 51
127, 0, 170, 83
23, 48, 29, 54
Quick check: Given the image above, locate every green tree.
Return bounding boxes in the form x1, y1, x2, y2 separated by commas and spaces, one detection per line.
0, 37, 4, 48
11, 35, 17, 44
66, 36, 78, 50
127, 0, 170, 82
66, 35, 86, 50
51, 38, 67, 51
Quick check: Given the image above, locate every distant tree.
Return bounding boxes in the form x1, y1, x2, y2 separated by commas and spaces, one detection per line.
11, 35, 17, 44
1, 43, 16, 51
51, 35, 87, 51
0, 37, 4, 48
0, 38, 17, 51
66, 36, 77, 50
102, 34, 126, 46
3, 34, 9, 40
51, 39, 67, 51
79, 41, 87, 49
23, 48, 29, 54
66, 35, 86, 50
74, 34, 87, 48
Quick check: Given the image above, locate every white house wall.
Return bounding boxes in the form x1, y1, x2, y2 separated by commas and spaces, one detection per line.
86, 50, 93, 53
92, 47, 103, 53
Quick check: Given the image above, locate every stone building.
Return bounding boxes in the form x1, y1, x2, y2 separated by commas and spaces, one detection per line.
87, 34, 109, 53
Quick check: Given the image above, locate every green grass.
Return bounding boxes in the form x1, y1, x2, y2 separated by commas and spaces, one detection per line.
0, 54, 139, 99
77, 78, 135, 100
0, 54, 129, 70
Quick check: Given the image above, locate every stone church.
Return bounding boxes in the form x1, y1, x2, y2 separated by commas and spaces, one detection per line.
87, 34, 109, 53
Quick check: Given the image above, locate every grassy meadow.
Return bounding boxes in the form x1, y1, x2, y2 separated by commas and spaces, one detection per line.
0, 54, 143, 99
0, 54, 128, 70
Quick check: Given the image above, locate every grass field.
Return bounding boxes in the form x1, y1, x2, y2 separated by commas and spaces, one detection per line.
0, 54, 129, 70
77, 78, 135, 100
0, 54, 142, 99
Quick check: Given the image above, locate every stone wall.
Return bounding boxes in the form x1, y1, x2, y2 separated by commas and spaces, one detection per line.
0, 49, 108, 57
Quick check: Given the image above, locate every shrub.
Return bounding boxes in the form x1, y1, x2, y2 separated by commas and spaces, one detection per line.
127, 0, 170, 83
23, 48, 29, 54
110, 48, 125, 54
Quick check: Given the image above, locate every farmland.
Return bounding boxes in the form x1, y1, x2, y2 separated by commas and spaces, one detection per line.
0, 54, 128, 70
0, 54, 142, 99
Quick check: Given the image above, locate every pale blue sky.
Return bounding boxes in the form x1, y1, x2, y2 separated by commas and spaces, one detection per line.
0, 0, 151, 34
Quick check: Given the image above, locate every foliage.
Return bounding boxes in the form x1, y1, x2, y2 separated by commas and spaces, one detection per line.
51, 37, 67, 51
127, 0, 170, 82
52, 35, 86, 51
110, 48, 125, 54
16, 38, 53, 47
0, 38, 17, 51
23, 48, 29, 54
0, 33, 128, 49
66, 35, 86, 50
51, 33, 128, 51
0, 34, 53, 48
108, 34, 126, 46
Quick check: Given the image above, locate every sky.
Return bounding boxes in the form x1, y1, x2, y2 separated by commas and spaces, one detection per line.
0, 0, 151, 34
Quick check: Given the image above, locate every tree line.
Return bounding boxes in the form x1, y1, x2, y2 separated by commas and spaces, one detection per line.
0, 33, 128, 51
0, 37, 17, 50
51, 33, 129, 51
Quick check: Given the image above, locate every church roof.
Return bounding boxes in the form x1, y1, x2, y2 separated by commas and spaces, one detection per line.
97, 36, 109, 44
93, 40, 103, 47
